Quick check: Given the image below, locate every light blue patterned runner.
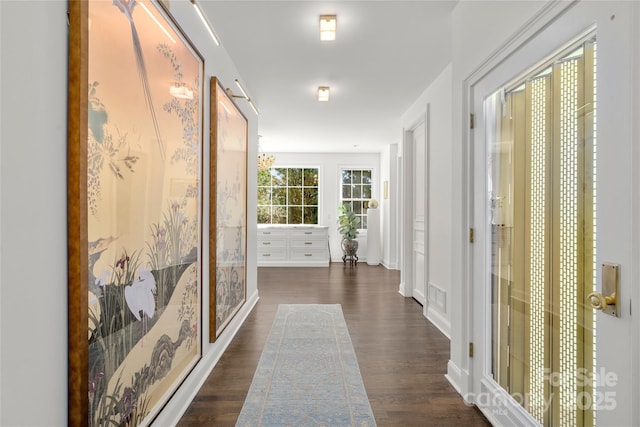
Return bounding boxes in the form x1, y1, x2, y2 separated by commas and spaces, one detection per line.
236, 304, 376, 426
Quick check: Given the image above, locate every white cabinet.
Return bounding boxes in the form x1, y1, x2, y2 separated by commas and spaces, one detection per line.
257, 228, 287, 262
257, 225, 329, 267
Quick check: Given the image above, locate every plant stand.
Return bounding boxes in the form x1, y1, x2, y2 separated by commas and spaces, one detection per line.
342, 252, 358, 265
341, 239, 359, 265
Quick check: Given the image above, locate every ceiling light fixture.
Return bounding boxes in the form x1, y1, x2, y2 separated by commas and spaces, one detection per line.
257, 136, 276, 171
190, 0, 220, 46
319, 15, 337, 41
257, 152, 276, 171
318, 86, 330, 102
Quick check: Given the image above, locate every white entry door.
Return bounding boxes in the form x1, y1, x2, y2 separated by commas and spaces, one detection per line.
469, 2, 637, 426
412, 121, 427, 305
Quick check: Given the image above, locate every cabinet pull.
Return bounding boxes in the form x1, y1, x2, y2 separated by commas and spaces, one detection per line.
304, 254, 313, 257
304, 242, 312, 245
304, 231, 312, 234
262, 242, 271, 245
262, 231, 271, 235
263, 254, 271, 257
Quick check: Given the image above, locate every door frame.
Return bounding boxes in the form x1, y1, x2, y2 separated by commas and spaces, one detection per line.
400, 112, 428, 304
632, 1, 640, 425
459, 1, 639, 426
413, 111, 429, 306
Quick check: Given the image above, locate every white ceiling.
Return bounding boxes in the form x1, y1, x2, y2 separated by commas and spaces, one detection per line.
200, 1, 457, 153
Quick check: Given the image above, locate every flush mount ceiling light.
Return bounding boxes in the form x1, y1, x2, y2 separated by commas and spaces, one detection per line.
317, 86, 330, 101
319, 15, 337, 41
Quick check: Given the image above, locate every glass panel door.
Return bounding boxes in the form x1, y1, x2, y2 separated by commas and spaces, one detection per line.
488, 38, 597, 426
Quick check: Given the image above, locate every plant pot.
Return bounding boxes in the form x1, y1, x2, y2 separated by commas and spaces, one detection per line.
341, 239, 359, 264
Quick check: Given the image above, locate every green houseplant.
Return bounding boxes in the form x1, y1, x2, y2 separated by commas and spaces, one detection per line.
338, 203, 360, 263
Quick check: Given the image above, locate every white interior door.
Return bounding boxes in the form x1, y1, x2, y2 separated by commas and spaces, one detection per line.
468, 2, 636, 426
412, 121, 427, 305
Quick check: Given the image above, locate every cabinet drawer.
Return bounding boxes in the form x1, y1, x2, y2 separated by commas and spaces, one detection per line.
289, 229, 328, 238
258, 248, 286, 260
290, 239, 327, 249
289, 249, 328, 260
258, 239, 286, 248
257, 229, 287, 238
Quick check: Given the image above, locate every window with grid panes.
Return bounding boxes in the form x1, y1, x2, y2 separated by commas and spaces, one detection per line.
257, 167, 319, 224
340, 169, 372, 229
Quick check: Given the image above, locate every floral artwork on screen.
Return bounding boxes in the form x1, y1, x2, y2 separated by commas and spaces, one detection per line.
69, 0, 204, 425
210, 77, 248, 341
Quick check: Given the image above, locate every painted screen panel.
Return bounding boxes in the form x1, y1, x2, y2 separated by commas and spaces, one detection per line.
210, 77, 248, 341
68, 1, 204, 425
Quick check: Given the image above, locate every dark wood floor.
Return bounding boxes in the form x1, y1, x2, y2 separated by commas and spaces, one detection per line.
178, 264, 490, 426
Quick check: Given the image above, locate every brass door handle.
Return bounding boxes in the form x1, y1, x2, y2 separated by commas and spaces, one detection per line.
587, 291, 616, 311
590, 262, 620, 317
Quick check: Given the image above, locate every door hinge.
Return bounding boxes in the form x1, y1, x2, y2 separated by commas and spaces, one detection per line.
469, 228, 474, 243
469, 342, 474, 358
470, 113, 475, 129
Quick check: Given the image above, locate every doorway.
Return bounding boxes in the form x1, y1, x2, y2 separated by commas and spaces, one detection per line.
412, 120, 427, 305
467, 2, 637, 426
487, 38, 596, 426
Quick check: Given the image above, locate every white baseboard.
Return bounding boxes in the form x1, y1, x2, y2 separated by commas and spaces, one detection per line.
381, 259, 398, 270
446, 361, 538, 427
152, 289, 260, 426
446, 359, 468, 399
474, 377, 539, 427
398, 281, 408, 296
426, 306, 451, 339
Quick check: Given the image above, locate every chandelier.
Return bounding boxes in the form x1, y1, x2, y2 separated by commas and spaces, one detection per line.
257, 136, 275, 171
257, 152, 275, 171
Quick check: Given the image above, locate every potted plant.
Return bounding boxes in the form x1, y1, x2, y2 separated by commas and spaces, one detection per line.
338, 203, 360, 263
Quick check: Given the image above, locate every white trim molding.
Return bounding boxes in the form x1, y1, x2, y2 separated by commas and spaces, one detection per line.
446, 360, 470, 399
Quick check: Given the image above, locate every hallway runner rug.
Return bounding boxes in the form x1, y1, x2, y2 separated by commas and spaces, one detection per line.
235, 304, 377, 426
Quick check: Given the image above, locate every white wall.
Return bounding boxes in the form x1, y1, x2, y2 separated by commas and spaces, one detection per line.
1, 2, 68, 424
268, 152, 380, 263
401, 64, 453, 336
0, 1, 259, 425
380, 144, 399, 269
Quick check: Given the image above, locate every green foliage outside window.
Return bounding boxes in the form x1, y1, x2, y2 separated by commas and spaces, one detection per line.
341, 169, 372, 229
258, 167, 319, 224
